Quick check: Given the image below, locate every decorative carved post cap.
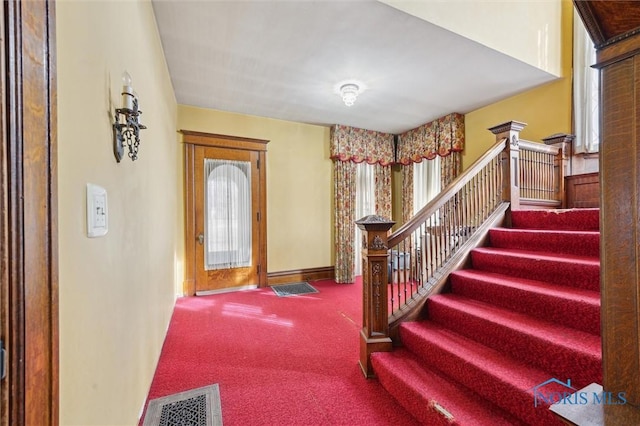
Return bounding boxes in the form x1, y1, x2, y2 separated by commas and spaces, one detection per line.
542, 133, 575, 145
487, 120, 527, 135
355, 215, 395, 231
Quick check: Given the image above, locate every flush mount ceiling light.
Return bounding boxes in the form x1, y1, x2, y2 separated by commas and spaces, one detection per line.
340, 83, 360, 107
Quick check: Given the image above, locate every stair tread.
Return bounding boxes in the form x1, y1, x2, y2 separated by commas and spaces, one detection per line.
511, 209, 599, 231
470, 247, 600, 291
426, 293, 602, 387
489, 228, 599, 257
450, 269, 600, 301
375, 209, 602, 425
450, 269, 601, 335
493, 228, 600, 236
428, 293, 601, 355
401, 320, 556, 386
473, 246, 600, 263
371, 349, 526, 426
400, 321, 568, 424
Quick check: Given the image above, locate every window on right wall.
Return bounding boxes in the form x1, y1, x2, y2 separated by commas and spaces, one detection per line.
573, 9, 599, 154
413, 157, 441, 216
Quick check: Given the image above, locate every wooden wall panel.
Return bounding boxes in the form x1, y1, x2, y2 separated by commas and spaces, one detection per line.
599, 55, 640, 406
565, 173, 600, 208
573, 2, 640, 421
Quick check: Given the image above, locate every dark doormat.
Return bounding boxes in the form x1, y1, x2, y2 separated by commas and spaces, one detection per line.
142, 384, 222, 426
271, 282, 318, 297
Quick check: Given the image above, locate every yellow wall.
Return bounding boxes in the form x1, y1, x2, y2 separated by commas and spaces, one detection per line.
382, 0, 563, 76
463, 0, 574, 170
57, 1, 180, 424
178, 105, 334, 272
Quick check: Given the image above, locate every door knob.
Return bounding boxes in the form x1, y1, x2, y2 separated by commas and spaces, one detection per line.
197, 233, 204, 245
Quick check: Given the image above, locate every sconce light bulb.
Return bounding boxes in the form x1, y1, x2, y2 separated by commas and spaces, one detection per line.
122, 71, 132, 88
121, 71, 134, 110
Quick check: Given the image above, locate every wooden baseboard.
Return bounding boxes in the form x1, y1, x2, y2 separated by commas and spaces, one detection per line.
267, 266, 334, 286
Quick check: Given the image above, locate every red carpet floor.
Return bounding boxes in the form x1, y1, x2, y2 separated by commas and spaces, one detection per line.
372, 208, 602, 425
140, 277, 419, 426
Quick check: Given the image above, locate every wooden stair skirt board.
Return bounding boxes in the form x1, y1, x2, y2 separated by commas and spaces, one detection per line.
267, 266, 334, 286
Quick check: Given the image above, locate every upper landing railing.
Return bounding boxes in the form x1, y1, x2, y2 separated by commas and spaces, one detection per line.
357, 121, 572, 377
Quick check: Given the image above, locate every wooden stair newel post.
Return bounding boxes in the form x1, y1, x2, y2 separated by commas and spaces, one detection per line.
356, 215, 395, 378
542, 133, 574, 208
488, 121, 527, 211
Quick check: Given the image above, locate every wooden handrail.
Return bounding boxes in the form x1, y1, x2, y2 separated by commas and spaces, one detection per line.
520, 139, 561, 154
389, 138, 507, 247
358, 120, 569, 378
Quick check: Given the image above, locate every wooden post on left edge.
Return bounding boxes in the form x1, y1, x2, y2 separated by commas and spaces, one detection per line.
356, 215, 395, 378
488, 120, 527, 211
543, 133, 574, 209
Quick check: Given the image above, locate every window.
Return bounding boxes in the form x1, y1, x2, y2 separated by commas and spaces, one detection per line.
573, 9, 599, 154
413, 157, 441, 215
205, 159, 252, 269
354, 163, 375, 275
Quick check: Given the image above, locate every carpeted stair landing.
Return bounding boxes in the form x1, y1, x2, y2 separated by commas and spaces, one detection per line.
372, 208, 601, 425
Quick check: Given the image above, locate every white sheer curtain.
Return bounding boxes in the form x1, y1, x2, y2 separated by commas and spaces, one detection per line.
205, 159, 252, 270
573, 9, 599, 154
413, 157, 441, 215
354, 163, 376, 275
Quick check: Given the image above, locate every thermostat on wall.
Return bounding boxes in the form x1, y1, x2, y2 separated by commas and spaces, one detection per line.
87, 183, 108, 238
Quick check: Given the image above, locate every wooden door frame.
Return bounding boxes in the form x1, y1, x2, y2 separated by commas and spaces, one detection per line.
181, 130, 268, 296
1, 1, 58, 425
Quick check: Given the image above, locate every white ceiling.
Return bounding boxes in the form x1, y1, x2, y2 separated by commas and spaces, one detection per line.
151, 0, 556, 135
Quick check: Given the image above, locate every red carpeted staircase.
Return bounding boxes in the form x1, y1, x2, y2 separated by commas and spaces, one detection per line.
371, 208, 602, 425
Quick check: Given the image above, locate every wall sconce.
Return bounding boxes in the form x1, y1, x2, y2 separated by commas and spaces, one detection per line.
113, 71, 146, 162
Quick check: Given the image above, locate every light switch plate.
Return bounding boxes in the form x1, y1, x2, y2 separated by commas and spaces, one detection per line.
87, 183, 108, 237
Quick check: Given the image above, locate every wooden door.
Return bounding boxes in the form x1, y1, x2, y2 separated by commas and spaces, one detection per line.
194, 146, 260, 293
183, 131, 268, 296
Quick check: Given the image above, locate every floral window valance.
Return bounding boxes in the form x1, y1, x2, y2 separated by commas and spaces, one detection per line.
330, 124, 395, 166
396, 113, 465, 165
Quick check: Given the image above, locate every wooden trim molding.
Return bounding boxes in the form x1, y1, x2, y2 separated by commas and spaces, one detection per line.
183, 143, 196, 296
257, 150, 268, 287
1, 1, 59, 424
267, 266, 335, 286
573, 0, 607, 48
182, 132, 268, 295
574, 1, 640, 50
180, 130, 269, 152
